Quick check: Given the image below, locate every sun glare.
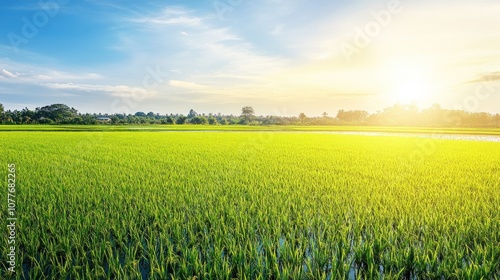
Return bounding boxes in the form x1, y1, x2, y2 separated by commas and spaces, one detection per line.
384, 62, 434, 104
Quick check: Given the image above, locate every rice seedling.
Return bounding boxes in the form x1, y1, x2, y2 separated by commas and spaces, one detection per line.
0, 131, 499, 279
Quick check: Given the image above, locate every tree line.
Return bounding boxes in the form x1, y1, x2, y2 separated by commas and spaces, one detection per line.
0, 103, 499, 127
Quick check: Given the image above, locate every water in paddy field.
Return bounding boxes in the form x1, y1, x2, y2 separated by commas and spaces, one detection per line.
155, 130, 500, 142
315, 131, 500, 142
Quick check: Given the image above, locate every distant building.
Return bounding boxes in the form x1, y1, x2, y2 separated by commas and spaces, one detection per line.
96, 117, 111, 122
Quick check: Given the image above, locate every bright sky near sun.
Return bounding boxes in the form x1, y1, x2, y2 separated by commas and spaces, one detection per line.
1, 0, 499, 116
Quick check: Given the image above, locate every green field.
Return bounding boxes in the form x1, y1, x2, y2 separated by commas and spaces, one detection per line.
1, 124, 500, 135
1, 131, 499, 279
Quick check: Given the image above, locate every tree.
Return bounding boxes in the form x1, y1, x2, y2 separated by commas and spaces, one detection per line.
298, 113, 308, 124
38, 117, 54, 124
176, 116, 188, 124
187, 109, 197, 119
208, 116, 218, 125
22, 107, 35, 119
241, 106, 255, 124
36, 104, 78, 122
322, 112, 328, 118
190, 116, 208, 124
165, 116, 175, 124
0, 103, 4, 114
336, 110, 369, 124
71, 116, 83, 124
135, 112, 146, 117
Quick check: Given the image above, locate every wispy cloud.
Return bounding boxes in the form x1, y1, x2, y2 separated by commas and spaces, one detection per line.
40, 82, 154, 98
169, 80, 209, 91
0, 69, 18, 78
130, 7, 203, 26
466, 72, 500, 84
0, 59, 104, 82
117, 5, 291, 97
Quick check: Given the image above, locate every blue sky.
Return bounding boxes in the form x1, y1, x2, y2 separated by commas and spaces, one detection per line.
1, 0, 500, 116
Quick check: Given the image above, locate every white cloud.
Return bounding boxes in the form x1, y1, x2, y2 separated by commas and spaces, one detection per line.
34, 75, 53, 80
40, 83, 155, 98
0, 59, 104, 82
131, 7, 203, 26
0, 69, 18, 78
169, 80, 209, 91
120, 5, 291, 94
44, 71, 103, 80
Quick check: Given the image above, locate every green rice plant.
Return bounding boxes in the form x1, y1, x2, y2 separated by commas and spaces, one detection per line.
0, 131, 499, 279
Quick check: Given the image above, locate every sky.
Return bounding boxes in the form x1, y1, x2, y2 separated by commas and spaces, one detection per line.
1, 0, 499, 116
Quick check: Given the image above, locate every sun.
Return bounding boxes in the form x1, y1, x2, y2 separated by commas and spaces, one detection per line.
391, 75, 431, 104
384, 61, 434, 104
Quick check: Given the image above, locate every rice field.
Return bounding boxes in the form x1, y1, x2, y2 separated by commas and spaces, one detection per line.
1, 124, 500, 135
1, 131, 499, 279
